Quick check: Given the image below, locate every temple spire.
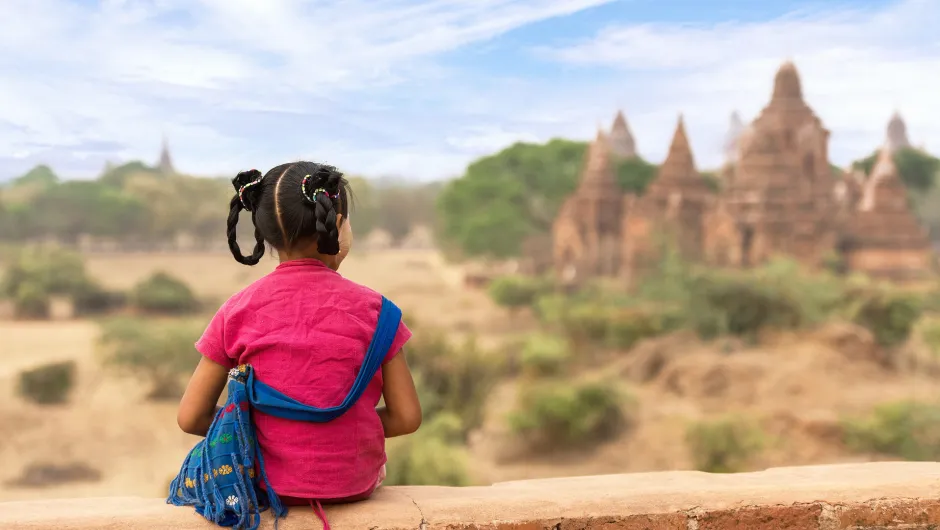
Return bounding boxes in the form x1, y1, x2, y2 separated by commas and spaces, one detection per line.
771, 60, 804, 102
576, 128, 618, 195
659, 114, 696, 180
158, 135, 175, 174
885, 111, 911, 153
608, 110, 637, 159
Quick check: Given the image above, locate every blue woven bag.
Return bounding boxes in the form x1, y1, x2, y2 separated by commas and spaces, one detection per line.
167, 296, 402, 530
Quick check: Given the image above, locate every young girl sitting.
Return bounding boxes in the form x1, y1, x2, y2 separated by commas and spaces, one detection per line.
174, 161, 421, 528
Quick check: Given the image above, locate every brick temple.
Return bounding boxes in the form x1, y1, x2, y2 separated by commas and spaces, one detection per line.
551, 60, 933, 285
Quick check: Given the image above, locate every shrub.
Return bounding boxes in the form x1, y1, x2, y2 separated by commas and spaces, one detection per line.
532, 293, 568, 325
133, 272, 199, 314
685, 270, 803, 340
918, 317, 940, 356
407, 329, 505, 437
560, 304, 612, 347
73, 281, 126, 316
520, 333, 571, 377
509, 379, 630, 451
685, 417, 765, 473
488, 275, 552, 313
13, 281, 50, 319
5, 462, 102, 488
384, 413, 471, 486
847, 287, 922, 348
557, 303, 670, 350
604, 307, 669, 349
99, 317, 203, 400
17, 360, 77, 405
0, 246, 89, 296
843, 401, 940, 461
1, 246, 107, 318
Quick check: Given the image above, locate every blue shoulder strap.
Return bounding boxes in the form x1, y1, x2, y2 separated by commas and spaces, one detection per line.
246, 296, 402, 423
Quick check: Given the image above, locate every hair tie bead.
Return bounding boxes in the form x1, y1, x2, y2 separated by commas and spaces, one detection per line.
302, 174, 339, 203
238, 173, 264, 210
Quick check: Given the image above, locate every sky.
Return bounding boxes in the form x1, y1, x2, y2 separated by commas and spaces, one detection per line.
0, 0, 937, 182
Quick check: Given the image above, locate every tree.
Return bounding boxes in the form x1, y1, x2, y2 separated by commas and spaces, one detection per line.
437, 139, 588, 259
851, 147, 940, 193
614, 157, 658, 193
12, 165, 59, 188
26, 181, 149, 242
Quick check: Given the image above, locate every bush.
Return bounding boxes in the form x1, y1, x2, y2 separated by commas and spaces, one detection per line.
562, 304, 610, 344
532, 293, 568, 325
555, 303, 670, 351
133, 272, 199, 314
520, 333, 571, 377
685, 271, 804, 340
1, 246, 108, 318
384, 413, 471, 486
488, 275, 552, 313
73, 281, 126, 316
12, 281, 50, 319
918, 316, 940, 356
99, 317, 203, 400
407, 329, 505, 437
17, 361, 76, 405
843, 401, 940, 461
509, 379, 630, 451
685, 417, 765, 473
604, 307, 672, 349
846, 287, 922, 348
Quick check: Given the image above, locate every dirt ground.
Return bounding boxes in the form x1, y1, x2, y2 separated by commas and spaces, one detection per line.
1, 249, 938, 501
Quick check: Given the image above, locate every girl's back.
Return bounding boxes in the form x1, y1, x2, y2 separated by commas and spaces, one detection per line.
197, 257, 412, 499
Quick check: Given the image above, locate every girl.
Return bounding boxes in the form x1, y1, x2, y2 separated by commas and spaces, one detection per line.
175, 161, 422, 525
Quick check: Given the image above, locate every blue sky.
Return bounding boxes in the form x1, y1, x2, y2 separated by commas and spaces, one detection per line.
0, 0, 936, 181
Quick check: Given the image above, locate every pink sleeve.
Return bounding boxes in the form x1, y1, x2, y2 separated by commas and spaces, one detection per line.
383, 320, 412, 365
195, 307, 236, 370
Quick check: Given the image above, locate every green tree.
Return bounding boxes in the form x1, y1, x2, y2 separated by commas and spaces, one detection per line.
615, 157, 658, 193
12, 165, 59, 188
851, 148, 940, 193
437, 139, 588, 258
26, 181, 149, 242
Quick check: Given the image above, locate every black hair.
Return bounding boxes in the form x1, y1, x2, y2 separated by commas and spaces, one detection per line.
227, 161, 350, 265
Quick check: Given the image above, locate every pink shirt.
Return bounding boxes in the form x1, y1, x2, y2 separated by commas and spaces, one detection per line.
195, 258, 412, 499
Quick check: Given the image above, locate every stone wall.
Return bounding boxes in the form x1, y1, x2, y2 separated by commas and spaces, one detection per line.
3, 462, 940, 529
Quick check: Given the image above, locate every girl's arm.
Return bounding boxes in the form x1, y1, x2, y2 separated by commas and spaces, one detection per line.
177, 357, 229, 437
377, 351, 422, 438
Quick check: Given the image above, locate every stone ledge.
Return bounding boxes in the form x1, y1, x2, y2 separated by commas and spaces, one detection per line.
3, 462, 940, 529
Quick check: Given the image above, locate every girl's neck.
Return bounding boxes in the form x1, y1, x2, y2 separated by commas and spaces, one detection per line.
277, 247, 339, 271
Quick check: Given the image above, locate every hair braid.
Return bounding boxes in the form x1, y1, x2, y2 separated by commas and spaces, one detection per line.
227, 170, 267, 265
226, 195, 266, 265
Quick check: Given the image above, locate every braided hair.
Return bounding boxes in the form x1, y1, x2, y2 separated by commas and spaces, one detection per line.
226, 162, 350, 265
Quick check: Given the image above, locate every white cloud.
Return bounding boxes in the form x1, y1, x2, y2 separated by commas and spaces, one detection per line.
0, 0, 937, 181
0, 0, 616, 180
538, 0, 940, 169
